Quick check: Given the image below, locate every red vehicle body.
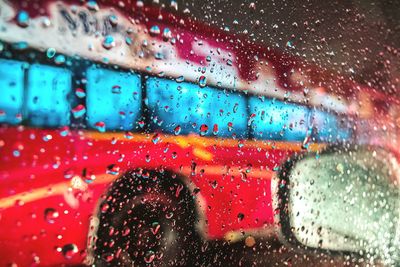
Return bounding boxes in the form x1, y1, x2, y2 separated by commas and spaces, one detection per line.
0, 0, 398, 266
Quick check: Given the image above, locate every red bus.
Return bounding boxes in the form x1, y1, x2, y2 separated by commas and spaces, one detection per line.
0, 0, 397, 266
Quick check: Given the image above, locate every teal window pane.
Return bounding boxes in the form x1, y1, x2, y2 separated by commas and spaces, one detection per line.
26, 64, 71, 127
249, 97, 309, 141
311, 110, 351, 142
146, 78, 247, 138
86, 67, 141, 131
0, 59, 25, 124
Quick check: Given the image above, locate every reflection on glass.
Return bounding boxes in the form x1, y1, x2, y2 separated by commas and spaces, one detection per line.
289, 149, 400, 264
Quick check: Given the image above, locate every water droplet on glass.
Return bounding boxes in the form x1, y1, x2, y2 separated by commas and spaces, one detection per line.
145, 154, 151, 162
149, 25, 161, 36
71, 105, 86, 119
46, 48, 56, 58
151, 222, 161, 235
102, 35, 115, 50
111, 85, 121, 94
17, 11, 30, 27
200, 124, 208, 136
173, 125, 181, 135
64, 169, 74, 179
108, 14, 118, 26
198, 76, 207, 88
75, 88, 86, 98
62, 244, 78, 260
54, 55, 66, 65
176, 76, 185, 83
162, 28, 172, 41
144, 250, 156, 263
152, 133, 161, 144
86, 0, 99, 11
124, 131, 134, 139
212, 124, 219, 135
44, 208, 59, 224
59, 126, 70, 137
95, 121, 106, 132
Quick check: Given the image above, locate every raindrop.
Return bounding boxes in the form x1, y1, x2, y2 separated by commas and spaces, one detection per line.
151, 222, 161, 235
86, 0, 99, 11
124, 131, 134, 139
200, 124, 208, 136
54, 55, 66, 65
152, 133, 161, 144
108, 14, 118, 26
71, 105, 86, 119
125, 37, 132, 46
75, 88, 86, 98
144, 250, 156, 263
162, 28, 172, 41
212, 124, 219, 135
176, 76, 185, 83
145, 154, 151, 162
17, 11, 30, 27
46, 48, 56, 58
149, 25, 161, 36
227, 122, 233, 132
44, 208, 59, 224
102, 35, 115, 50
95, 121, 106, 132
173, 125, 181, 135
237, 213, 245, 222
106, 164, 120, 175
62, 244, 78, 260
198, 76, 207, 88
59, 126, 70, 137
170, 0, 178, 10
111, 85, 121, 94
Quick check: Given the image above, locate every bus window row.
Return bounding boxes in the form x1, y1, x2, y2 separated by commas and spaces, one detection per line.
0, 58, 351, 142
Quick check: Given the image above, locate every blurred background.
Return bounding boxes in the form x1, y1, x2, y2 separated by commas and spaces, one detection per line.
155, 0, 400, 95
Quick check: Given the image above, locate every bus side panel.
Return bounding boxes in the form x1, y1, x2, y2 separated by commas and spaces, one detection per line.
0, 127, 292, 265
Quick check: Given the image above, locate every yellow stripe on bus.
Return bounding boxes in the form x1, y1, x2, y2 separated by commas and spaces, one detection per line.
84, 131, 325, 152
0, 164, 278, 209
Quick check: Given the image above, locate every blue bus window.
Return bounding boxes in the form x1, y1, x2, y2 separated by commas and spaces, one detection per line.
146, 78, 247, 138
311, 110, 351, 142
26, 64, 71, 127
86, 67, 141, 131
0, 59, 25, 124
249, 97, 309, 141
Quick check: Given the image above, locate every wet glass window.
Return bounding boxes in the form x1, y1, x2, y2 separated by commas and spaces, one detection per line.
0, 59, 25, 125
311, 109, 351, 142
26, 64, 71, 127
86, 67, 141, 131
147, 77, 247, 138
249, 97, 309, 141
